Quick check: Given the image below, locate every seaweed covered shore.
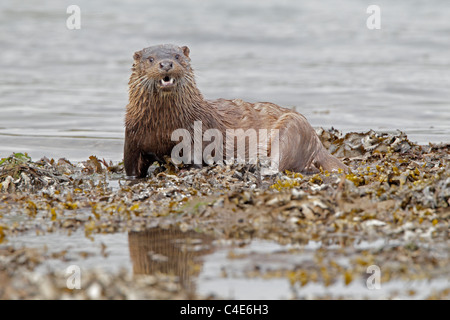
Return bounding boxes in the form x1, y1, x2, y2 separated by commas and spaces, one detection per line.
0, 129, 448, 299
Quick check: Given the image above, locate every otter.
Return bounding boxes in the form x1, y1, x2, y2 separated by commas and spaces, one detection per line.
124, 44, 347, 178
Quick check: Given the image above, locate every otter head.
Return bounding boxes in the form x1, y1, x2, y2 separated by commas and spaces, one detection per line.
131, 44, 193, 95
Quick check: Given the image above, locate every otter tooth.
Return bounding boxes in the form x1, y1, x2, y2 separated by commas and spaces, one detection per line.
161, 78, 174, 86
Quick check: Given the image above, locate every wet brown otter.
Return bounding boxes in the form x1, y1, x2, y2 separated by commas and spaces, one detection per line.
124, 44, 347, 178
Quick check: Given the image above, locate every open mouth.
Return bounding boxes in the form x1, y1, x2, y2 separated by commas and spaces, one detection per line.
160, 76, 175, 88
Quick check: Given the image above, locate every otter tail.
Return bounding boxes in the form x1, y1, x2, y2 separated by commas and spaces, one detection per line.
313, 147, 348, 173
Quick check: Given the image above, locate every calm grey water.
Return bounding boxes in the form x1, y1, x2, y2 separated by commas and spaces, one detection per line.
1, 0, 449, 161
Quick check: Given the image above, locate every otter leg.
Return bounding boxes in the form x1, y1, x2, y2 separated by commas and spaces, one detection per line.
269, 112, 325, 173
124, 130, 156, 178
270, 112, 347, 173
124, 151, 156, 179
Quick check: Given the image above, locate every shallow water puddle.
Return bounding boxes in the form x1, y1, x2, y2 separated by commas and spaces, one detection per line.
4, 227, 447, 299
6, 230, 133, 274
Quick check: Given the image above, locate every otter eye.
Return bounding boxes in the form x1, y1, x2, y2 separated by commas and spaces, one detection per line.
148, 57, 154, 63
175, 54, 180, 60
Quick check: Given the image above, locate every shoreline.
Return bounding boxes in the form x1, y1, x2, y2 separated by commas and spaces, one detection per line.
0, 128, 448, 299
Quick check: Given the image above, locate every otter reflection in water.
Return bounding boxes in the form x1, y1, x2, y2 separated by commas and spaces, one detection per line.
128, 227, 214, 295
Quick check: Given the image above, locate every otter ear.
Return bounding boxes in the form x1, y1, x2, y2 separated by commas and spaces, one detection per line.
181, 46, 190, 58
133, 51, 142, 61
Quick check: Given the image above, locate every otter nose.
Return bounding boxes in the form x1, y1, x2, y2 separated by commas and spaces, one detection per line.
159, 60, 173, 72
